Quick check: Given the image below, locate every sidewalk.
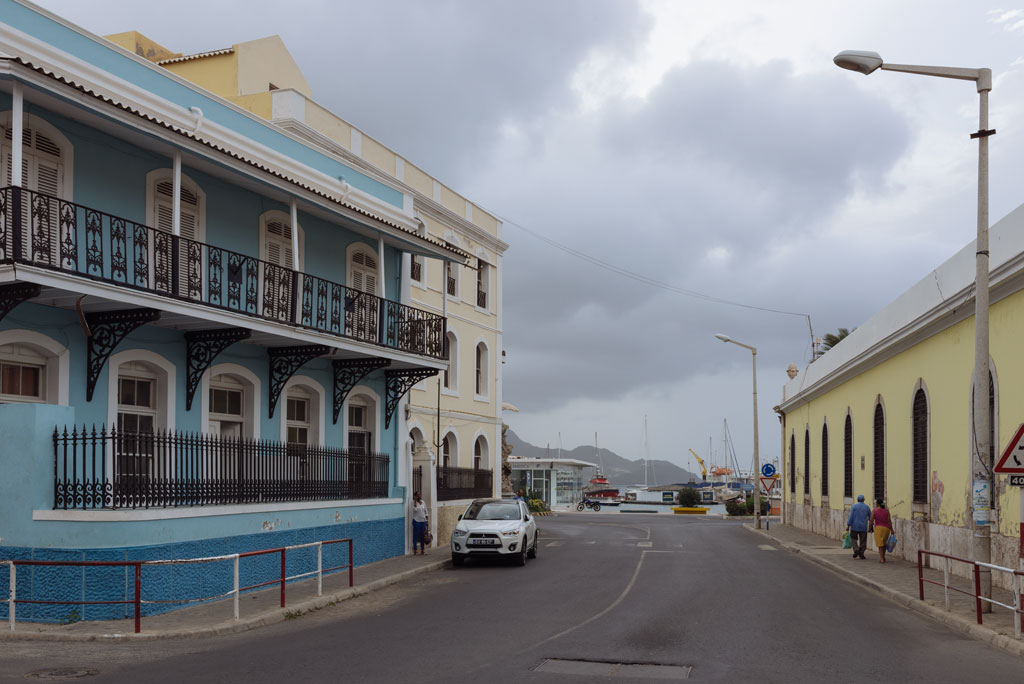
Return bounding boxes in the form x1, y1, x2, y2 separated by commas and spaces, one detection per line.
1, 549, 448, 641
746, 523, 1024, 658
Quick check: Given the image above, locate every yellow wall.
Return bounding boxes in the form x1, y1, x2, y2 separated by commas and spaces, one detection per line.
228, 92, 273, 120
235, 36, 312, 97
440, 185, 464, 215
361, 136, 395, 176
104, 31, 178, 62
164, 52, 239, 98
403, 163, 434, 198
783, 287, 1024, 538
304, 100, 351, 150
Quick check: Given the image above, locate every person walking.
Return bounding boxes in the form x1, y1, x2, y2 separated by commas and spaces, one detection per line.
846, 494, 871, 559
411, 490, 429, 555
871, 499, 893, 563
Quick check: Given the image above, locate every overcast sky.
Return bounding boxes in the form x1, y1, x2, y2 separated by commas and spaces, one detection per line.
32, 0, 1024, 476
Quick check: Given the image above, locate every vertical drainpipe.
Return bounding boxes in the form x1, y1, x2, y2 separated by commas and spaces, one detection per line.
172, 152, 182, 236
11, 82, 23, 187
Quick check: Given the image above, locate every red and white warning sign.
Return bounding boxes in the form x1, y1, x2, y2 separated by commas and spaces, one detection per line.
760, 477, 777, 495
995, 423, 1024, 474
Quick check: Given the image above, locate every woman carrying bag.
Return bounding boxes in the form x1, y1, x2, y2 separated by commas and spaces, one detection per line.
870, 499, 894, 564
412, 491, 429, 555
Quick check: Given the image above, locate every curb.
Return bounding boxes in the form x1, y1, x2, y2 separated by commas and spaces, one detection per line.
0, 558, 450, 642
742, 525, 1024, 659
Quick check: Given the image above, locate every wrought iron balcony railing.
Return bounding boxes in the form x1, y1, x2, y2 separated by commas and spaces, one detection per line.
53, 425, 391, 510
437, 465, 493, 501
0, 187, 445, 358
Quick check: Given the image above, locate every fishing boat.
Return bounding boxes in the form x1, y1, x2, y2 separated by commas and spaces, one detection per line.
583, 433, 620, 502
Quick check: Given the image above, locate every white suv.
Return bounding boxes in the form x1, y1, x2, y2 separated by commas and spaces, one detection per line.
450, 498, 538, 567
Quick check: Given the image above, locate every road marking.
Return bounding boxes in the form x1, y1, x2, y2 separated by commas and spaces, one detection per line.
546, 541, 564, 547
637, 541, 653, 548
583, 541, 596, 545
758, 544, 778, 551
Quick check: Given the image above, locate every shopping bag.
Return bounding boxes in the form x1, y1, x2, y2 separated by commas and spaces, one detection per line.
841, 531, 852, 549
886, 533, 897, 553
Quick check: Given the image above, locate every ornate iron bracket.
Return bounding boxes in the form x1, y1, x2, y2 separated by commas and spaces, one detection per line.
85, 308, 161, 402
0, 282, 41, 324
332, 358, 390, 424
384, 368, 438, 429
184, 328, 252, 411
268, 345, 330, 419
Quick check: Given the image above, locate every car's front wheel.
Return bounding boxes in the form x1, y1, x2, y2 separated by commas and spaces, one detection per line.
527, 534, 538, 559
515, 543, 527, 566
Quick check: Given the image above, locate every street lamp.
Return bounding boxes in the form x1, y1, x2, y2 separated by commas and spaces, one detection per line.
715, 333, 761, 530
834, 50, 994, 606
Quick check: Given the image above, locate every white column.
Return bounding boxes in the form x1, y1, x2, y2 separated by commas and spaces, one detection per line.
400, 253, 411, 306
172, 152, 181, 236
290, 199, 300, 271
11, 83, 23, 187
377, 235, 386, 300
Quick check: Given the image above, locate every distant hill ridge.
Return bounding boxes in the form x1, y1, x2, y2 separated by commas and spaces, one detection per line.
506, 429, 696, 487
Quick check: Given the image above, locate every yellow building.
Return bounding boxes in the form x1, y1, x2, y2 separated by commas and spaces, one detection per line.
777, 202, 1024, 587
114, 32, 509, 548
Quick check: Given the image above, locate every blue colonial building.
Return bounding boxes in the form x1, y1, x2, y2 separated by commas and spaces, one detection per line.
0, 0, 468, 621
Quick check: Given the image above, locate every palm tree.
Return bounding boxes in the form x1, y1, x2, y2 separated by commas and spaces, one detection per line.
816, 328, 853, 359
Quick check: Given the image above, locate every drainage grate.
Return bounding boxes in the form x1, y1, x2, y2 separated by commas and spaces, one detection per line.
534, 659, 691, 679
25, 669, 99, 680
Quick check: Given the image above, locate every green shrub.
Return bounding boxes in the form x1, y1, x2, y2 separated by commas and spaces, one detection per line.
725, 499, 748, 516
528, 498, 548, 512
676, 487, 701, 507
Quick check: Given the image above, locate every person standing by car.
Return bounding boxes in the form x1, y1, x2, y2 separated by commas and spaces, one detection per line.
412, 490, 428, 555
846, 494, 871, 559
871, 499, 893, 564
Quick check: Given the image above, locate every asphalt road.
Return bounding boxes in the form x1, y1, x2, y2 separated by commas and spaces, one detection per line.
2, 514, 1022, 683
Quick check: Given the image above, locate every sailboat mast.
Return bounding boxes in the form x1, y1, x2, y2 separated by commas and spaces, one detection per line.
643, 415, 649, 488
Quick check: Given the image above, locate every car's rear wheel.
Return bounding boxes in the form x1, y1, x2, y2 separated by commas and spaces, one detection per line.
527, 534, 537, 559
452, 553, 465, 567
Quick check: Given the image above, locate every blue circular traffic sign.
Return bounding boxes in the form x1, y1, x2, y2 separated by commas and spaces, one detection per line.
761, 463, 777, 478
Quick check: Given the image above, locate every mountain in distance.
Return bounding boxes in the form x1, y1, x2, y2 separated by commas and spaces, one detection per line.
505, 429, 696, 487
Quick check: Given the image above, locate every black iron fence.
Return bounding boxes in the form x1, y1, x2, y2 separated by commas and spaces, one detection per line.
0, 186, 445, 358
53, 425, 390, 509
437, 466, 492, 501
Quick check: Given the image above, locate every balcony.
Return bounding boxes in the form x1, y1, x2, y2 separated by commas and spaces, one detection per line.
53, 425, 391, 509
0, 187, 445, 359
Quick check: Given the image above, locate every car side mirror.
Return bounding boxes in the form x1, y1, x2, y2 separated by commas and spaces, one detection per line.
458, 514, 463, 520
523, 515, 529, 521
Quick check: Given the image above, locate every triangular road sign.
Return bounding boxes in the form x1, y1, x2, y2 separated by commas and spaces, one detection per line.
760, 476, 777, 494
995, 423, 1024, 474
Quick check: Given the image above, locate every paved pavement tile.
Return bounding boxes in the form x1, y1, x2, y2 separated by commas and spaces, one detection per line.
748, 522, 1024, 654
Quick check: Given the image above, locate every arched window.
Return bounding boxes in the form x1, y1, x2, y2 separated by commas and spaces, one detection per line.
844, 414, 853, 498
346, 243, 379, 342
204, 364, 260, 440
803, 429, 810, 496
789, 434, 796, 494
147, 170, 206, 299
873, 402, 885, 503
280, 376, 324, 448
474, 342, 489, 397
442, 432, 455, 468
260, 210, 304, 322
0, 331, 68, 406
443, 331, 458, 392
821, 423, 829, 497
912, 388, 928, 504
109, 352, 175, 490
474, 436, 488, 470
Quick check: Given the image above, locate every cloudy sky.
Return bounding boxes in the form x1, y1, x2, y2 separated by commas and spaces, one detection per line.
33, 0, 1024, 476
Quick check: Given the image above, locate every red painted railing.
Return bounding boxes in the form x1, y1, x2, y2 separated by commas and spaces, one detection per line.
3, 538, 353, 634
917, 549, 1024, 635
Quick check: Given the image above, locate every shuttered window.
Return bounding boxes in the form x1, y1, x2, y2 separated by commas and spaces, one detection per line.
264, 219, 294, 269
912, 389, 928, 504
821, 424, 829, 497
350, 249, 378, 294
803, 429, 810, 495
873, 403, 885, 503
153, 181, 200, 241
789, 434, 796, 494
2, 126, 65, 197
844, 415, 853, 498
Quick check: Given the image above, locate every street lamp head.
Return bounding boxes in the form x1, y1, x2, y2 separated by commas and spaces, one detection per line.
714, 334, 731, 343
834, 50, 883, 75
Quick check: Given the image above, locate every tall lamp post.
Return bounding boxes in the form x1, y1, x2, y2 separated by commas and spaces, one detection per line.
834, 50, 993, 607
715, 334, 760, 530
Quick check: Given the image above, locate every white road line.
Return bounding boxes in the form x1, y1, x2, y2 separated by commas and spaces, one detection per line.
546, 541, 564, 547
637, 541, 653, 548
758, 544, 778, 551
583, 541, 596, 545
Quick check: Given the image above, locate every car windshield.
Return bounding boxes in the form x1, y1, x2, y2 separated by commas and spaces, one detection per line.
463, 502, 521, 521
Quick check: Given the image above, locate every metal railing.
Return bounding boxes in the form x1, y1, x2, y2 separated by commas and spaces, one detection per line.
436, 466, 492, 501
2, 538, 353, 633
54, 425, 390, 509
917, 549, 1024, 636
0, 186, 445, 358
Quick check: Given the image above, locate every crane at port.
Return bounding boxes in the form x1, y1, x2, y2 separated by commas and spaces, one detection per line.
687, 449, 708, 481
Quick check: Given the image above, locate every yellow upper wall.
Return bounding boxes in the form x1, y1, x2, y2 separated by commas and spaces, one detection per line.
164, 52, 239, 100
235, 36, 311, 98
105, 31, 178, 62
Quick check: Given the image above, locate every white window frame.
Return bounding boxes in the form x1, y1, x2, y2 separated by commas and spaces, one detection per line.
0, 111, 74, 199
344, 386, 381, 455
474, 339, 490, 401
144, 168, 206, 242
442, 330, 459, 397
200, 363, 261, 439
279, 375, 325, 446
259, 209, 305, 270
106, 350, 175, 433
445, 261, 460, 301
0, 330, 69, 405
410, 254, 426, 289
473, 434, 490, 471
441, 430, 459, 469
